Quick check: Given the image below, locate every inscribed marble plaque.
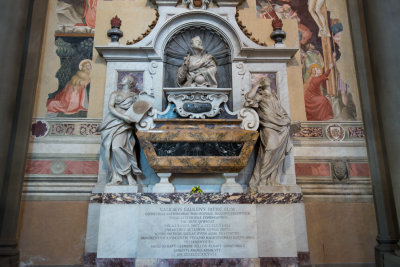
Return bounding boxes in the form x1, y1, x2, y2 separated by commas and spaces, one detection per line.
137, 204, 258, 259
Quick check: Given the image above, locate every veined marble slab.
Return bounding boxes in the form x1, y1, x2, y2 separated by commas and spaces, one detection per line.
90, 192, 303, 204
137, 204, 258, 259
96, 203, 304, 259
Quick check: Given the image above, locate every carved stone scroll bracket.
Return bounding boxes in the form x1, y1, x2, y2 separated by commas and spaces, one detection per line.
165, 88, 231, 119
168, 93, 228, 119
238, 108, 259, 131
136, 108, 157, 130
136, 104, 175, 131
236, 62, 246, 105
148, 61, 158, 96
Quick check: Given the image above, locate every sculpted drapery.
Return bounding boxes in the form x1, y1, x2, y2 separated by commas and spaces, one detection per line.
245, 78, 292, 192
98, 75, 142, 185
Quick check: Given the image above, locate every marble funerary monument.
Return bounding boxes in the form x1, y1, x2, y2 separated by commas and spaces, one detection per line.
85, 0, 309, 265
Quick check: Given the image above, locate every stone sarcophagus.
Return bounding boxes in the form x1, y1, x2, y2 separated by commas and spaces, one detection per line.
137, 119, 258, 173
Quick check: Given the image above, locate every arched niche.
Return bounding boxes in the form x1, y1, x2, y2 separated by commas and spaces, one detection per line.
163, 25, 232, 88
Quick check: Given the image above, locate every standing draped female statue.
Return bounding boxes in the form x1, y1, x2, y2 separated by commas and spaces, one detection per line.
98, 75, 142, 185
245, 77, 292, 192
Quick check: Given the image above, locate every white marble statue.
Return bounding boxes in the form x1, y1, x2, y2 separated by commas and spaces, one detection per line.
98, 75, 142, 185
245, 77, 292, 192
176, 36, 218, 88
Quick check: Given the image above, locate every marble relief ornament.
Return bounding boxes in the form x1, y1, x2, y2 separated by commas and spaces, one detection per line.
97, 75, 144, 185
167, 91, 228, 119
331, 160, 349, 182
184, 0, 210, 10
176, 36, 218, 88
238, 108, 259, 131
244, 77, 292, 191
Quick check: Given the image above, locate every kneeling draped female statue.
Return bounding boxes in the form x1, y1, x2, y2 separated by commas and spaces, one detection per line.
245, 77, 292, 192
98, 75, 142, 185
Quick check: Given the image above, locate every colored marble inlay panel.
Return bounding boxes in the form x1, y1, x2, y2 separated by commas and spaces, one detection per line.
92, 193, 303, 204
25, 160, 99, 175
298, 252, 311, 265
295, 163, 331, 177
348, 163, 370, 177
260, 257, 299, 266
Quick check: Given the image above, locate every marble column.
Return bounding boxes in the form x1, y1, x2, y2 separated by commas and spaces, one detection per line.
347, 0, 400, 266
0, 1, 48, 266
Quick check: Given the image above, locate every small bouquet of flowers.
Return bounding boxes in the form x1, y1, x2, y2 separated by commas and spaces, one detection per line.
190, 185, 203, 194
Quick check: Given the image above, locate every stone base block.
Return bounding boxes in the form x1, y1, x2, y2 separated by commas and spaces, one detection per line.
221, 173, 243, 193
153, 173, 175, 193
104, 185, 142, 193
83, 256, 310, 267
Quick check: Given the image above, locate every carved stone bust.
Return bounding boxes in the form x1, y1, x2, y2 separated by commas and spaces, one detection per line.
176, 36, 218, 88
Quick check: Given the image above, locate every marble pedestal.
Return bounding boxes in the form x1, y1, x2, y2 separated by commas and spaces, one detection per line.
153, 173, 175, 193
84, 192, 310, 267
221, 173, 243, 193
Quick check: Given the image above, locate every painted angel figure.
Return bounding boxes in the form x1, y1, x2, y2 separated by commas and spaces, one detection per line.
308, 0, 330, 37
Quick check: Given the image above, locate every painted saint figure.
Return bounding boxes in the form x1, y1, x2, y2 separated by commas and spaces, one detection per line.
75, 0, 97, 29
304, 64, 334, 121
47, 59, 92, 115
245, 77, 292, 191
176, 36, 218, 88
302, 43, 324, 81
97, 75, 142, 185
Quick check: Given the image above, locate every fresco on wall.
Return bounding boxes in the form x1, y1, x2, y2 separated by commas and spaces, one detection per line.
46, 0, 98, 117
56, 0, 97, 34
117, 72, 144, 94
256, 0, 358, 121
251, 73, 277, 94
46, 37, 94, 118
